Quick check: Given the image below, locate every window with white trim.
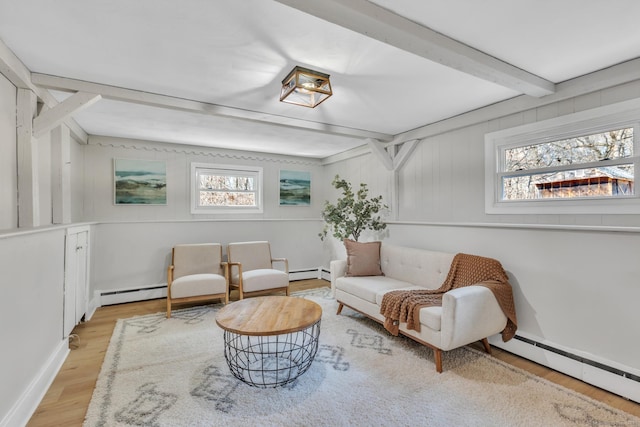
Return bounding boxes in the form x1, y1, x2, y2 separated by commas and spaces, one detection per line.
485, 100, 640, 214
191, 163, 263, 214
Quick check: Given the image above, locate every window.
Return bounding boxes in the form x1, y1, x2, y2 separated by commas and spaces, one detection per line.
501, 127, 634, 201
485, 99, 640, 214
191, 163, 263, 214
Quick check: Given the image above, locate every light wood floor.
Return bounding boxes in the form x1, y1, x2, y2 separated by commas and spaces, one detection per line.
28, 279, 639, 426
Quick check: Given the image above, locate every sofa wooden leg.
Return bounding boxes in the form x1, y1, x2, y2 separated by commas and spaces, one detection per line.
481, 338, 492, 355
434, 349, 443, 373
336, 303, 344, 315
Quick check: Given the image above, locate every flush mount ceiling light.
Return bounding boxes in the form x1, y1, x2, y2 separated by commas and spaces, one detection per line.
280, 66, 332, 108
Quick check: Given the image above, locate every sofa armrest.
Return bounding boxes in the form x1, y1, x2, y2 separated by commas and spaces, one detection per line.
440, 285, 508, 351
330, 260, 347, 297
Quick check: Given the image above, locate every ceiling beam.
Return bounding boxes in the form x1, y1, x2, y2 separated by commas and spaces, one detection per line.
390, 57, 640, 145
0, 38, 88, 143
274, 0, 555, 97
31, 73, 393, 142
33, 92, 102, 138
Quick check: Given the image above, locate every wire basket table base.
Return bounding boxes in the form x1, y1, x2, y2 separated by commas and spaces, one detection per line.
223, 320, 321, 388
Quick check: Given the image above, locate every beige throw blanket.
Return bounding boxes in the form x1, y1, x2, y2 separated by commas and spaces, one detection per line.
379, 253, 517, 342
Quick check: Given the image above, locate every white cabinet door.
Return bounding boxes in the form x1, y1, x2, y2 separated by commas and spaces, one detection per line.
74, 231, 88, 324
63, 226, 90, 337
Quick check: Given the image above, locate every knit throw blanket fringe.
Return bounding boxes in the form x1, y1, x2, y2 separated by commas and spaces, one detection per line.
379, 253, 518, 342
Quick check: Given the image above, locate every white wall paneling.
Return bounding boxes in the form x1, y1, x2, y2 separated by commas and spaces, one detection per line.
16, 89, 39, 227
0, 73, 17, 230
70, 137, 85, 223
37, 131, 52, 227
322, 79, 640, 402
51, 125, 72, 224
0, 229, 67, 427
90, 220, 324, 305
384, 222, 640, 372
82, 136, 324, 222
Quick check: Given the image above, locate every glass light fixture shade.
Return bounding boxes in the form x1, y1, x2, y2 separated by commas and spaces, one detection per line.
280, 66, 332, 108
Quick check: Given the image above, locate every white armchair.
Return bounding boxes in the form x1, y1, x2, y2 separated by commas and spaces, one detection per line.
227, 241, 289, 299
166, 243, 229, 318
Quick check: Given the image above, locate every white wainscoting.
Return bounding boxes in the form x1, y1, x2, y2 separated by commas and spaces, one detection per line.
384, 222, 640, 402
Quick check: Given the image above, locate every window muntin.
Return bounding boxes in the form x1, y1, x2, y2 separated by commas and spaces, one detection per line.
499, 127, 635, 201
191, 163, 263, 213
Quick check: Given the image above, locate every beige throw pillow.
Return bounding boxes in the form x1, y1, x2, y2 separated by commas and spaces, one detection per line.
344, 239, 383, 277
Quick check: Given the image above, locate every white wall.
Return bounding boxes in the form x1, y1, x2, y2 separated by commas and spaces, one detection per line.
324, 80, 640, 382
70, 136, 85, 222
385, 223, 640, 370
0, 229, 67, 426
0, 74, 17, 230
91, 219, 323, 296
82, 137, 326, 299
37, 132, 52, 226
83, 136, 323, 222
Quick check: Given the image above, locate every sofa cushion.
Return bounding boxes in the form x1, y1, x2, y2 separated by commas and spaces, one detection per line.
344, 239, 383, 277
375, 286, 442, 331
336, 276, 408, 304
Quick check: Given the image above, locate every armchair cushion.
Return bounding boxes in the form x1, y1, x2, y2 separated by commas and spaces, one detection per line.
171, 273, 227, 299
232, 269, 288, 293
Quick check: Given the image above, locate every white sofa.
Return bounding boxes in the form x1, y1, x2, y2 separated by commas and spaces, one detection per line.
331, 244, 508, 373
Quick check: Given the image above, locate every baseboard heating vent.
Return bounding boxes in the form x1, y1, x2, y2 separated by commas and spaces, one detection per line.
514, 335, 640, 383
288, 268, 330, 282
101, 285, 167, 296
100, 285, 167, 306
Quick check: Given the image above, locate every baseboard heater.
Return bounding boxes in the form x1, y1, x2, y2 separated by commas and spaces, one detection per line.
98, 269, 330, 306
513, 335, 640, 383
100, 285, 167, 306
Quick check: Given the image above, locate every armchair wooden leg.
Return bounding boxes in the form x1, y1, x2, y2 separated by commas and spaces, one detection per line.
166, 298, 171, 319
336, 303, 344, 315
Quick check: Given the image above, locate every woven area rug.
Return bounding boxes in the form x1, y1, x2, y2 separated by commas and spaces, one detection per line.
84, 288, 640, 427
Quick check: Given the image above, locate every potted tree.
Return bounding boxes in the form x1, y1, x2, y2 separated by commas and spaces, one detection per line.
319, 175, 387, 242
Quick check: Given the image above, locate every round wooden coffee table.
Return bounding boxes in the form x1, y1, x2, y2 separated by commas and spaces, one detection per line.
215, 296, 322, 388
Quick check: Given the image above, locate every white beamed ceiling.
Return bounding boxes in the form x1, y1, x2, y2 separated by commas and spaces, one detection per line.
1, 0, 640, 158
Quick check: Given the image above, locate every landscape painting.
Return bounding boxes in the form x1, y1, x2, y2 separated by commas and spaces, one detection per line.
114, 159, 167, 205
279, 170, 311, 206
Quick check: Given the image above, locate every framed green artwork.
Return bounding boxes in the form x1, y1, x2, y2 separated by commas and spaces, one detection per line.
279, 170, 310, 206
114, 159, 167, 205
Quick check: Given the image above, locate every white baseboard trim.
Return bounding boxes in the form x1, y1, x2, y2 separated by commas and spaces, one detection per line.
85, 290, 101, 321
1, 340, 69, 427
95, 268, 330, 307
489, 333, 640, 403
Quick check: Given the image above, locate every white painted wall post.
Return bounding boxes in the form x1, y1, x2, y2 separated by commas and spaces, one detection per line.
16, 88, 40, 227
51, 124, 71, 224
